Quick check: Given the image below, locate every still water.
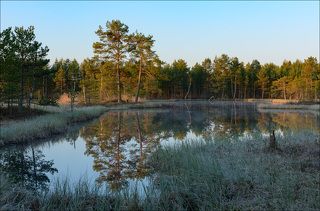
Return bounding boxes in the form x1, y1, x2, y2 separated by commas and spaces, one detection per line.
1, 103, 319, 192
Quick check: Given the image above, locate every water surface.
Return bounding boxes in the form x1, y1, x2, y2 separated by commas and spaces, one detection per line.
1, 103, 319, 192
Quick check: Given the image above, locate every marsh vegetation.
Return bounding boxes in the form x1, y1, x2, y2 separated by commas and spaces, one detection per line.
1, 103, 319, 210
0, 106, 107, 146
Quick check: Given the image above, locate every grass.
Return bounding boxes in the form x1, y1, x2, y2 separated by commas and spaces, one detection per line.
149, 133, 320, 210
0, 106, 48, 122
106, 100, 320, 113
257, 103, 320, 111
1, 131, 319, 210
0, 106, 107, 146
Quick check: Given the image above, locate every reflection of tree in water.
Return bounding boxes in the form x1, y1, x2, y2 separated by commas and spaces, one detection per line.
0, 147, 58, 192
152, 105, 263, 140
82, 111, 160, 191
65, 129, 80, 148
271, 112, 320, 132
152, 109, 191, 140
126, 112, 157, 179
89, 112, 127, 190
257, 112, 272, 133
81, 107, 261, 191
201, 106, 260, 140
81, 104, 319, 191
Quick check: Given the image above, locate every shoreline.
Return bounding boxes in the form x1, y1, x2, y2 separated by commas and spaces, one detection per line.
0, 106, 107, 147
0, 100, 319, 147
257, 103, 320, 111
105, 99, 319, 112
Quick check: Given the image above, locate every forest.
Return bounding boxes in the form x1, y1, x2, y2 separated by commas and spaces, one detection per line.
1, 20, 320, 112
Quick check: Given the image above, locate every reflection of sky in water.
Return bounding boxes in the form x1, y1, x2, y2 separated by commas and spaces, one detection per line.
1, 105, 319, 194
38, 137, 100, 188
38, 137, 151, 195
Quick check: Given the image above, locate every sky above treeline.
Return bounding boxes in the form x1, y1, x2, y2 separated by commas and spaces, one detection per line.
1, 1, 319, 66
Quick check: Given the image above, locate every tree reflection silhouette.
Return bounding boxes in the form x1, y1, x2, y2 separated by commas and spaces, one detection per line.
82, 111, 162, 190
0, 147, 58, 192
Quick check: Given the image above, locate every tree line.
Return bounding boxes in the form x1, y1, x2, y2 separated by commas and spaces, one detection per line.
1, 20, 319, 111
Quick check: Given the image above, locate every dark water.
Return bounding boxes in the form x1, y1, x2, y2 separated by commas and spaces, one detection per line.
1, 103, 319, 193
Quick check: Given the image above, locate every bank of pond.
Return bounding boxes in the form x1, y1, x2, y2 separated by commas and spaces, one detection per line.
0, 102, 319, 210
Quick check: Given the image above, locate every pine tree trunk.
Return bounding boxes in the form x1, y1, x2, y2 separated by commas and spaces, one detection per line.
283, 80, 286, 99
28, 72, 35, 109
117, 62, 121, 103
100, 72, 103, 101
233, 76, 237, 100
45, 76, 48, 99
42, 76, 45, 99
244, 84, 247, 99
60, 79, 63, 95
135, 58, 143, 103
222, 78, 226, 99
83, 85, 87, 105
314, 81, 317, 100
184, 74, 191, 99
18, 66, 24, 112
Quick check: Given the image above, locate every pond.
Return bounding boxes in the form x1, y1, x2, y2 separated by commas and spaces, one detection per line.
1, 103, 319, 193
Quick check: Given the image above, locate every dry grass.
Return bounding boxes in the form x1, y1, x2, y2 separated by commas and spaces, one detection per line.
0, 106, 107, 146
149, 132, 320, 210
258, 103, 320, 111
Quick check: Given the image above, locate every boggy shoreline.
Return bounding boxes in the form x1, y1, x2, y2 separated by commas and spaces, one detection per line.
1, 100, 318, 147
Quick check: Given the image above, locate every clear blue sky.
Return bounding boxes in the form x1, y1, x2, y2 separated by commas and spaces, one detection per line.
1, 1, 319, 66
